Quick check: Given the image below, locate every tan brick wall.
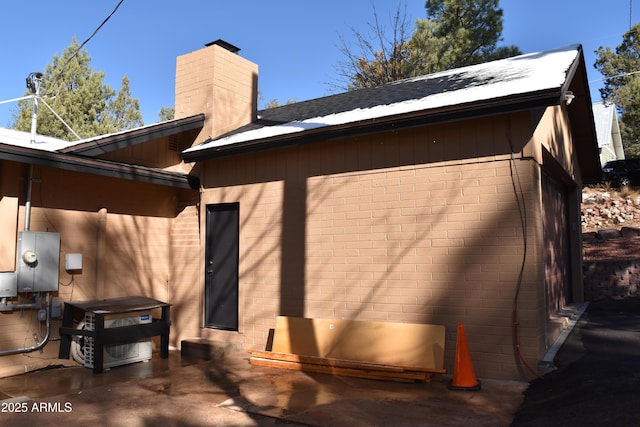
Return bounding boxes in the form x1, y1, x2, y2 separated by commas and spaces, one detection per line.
102, 213, 171, 301
168, 200, 202, 346
199, 180, 285, 348
535, 106, 579, 182
302, 158, 544, 380
195, 112, 549, 380
0, 163, 187, 372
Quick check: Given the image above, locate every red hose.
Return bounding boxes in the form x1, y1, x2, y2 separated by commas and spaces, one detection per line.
512, 310, 544, 380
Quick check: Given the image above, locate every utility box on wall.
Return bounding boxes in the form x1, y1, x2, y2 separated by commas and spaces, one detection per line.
0, 272, 17, 298
17, 231, 60, 293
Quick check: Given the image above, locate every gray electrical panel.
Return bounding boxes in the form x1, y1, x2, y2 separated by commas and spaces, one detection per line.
16, 231, 60, 293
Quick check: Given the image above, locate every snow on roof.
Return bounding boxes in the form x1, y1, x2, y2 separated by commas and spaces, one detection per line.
0, 116, 201, 154
183, 45, 581, 155
69, 118, 185, 144
0, 127, 77, 151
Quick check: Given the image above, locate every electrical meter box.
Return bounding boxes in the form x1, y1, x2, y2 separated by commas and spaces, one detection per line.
17, 231, 60, 293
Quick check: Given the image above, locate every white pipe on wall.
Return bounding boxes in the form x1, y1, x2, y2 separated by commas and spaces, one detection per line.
24, 165, 33, 231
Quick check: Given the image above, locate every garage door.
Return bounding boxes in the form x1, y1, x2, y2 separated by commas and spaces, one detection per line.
542, 173, 572, 318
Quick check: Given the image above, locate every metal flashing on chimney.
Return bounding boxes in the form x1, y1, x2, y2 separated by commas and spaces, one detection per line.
205, 39, 240, 54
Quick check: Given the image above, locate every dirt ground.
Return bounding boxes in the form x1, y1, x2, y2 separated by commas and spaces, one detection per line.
583, 237, 640, 261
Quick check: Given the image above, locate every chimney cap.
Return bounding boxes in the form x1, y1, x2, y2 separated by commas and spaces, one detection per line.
205, 39, 240, 54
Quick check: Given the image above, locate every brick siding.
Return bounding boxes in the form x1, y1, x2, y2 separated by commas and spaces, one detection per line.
199, 120, 545, 380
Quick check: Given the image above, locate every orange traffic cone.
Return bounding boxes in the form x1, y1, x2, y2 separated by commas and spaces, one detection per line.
447, 323, 481, 391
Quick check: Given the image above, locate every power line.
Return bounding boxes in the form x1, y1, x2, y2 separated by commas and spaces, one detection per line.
0, 0, 126, 107
589, 69, 640, 84
0, 0, 127, 139
47, 0, 125, 95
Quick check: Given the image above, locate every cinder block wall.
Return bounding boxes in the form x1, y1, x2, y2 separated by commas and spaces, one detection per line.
197, 113, 546, 380
168, 199, 203, 345
0, 163, 187, 373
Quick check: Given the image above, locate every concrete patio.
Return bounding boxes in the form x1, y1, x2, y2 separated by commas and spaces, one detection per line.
0, 346, 526, 426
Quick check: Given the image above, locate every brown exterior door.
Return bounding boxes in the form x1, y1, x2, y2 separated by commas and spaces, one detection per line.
204, 203, 239, 330
542, 174, 572, 317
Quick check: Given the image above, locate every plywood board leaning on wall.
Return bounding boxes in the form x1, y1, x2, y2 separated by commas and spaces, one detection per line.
0, 196, 18, 272
249, 316, 446, 382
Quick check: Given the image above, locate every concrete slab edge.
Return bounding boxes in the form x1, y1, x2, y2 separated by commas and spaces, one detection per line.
538, 301, 590, 373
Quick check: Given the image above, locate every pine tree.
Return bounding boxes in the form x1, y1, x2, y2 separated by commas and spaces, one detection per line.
411, 0, 520, 73
335, 0, 520, 90
157, 107, 175, 122
107, 76, 143, 132
11, 39, 143, 140
595, 23, 640, 156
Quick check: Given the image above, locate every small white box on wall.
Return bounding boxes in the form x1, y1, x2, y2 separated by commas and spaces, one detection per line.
65, 253, 82, 271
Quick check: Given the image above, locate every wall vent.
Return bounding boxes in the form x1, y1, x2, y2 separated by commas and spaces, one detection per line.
168, 135, 178, 152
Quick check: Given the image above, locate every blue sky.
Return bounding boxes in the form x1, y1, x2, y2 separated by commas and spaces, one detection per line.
0, 1, 638, 128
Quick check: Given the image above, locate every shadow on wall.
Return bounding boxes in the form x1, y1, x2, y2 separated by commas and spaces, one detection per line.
0, 161, 196, 362
204, 110, 546, 381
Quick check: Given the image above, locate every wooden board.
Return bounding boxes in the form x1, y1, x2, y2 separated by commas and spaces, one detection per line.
249, 350, 445, 374
271, 316, 445, 371
249, 357, 431, 382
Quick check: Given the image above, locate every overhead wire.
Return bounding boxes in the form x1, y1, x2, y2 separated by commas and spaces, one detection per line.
45, 0, 126, 97
0, 1, 126, 108
13, 0, 126, 140
589, 69, 640, 84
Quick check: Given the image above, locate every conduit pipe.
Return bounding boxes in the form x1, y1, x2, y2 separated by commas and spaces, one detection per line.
0, 293, 52, 356
24, 165, 33, 231
0, 301, 39, 311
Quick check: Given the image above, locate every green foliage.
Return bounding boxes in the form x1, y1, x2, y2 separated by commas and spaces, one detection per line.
263, 98, 299, 109
11, 39, 143, 140
352, 40, 414, 89
157, 106, 175, 122
595, 24, 640, 156
412, 0, 520, 73
106, 76, 143, 131
336, 0, 520, 90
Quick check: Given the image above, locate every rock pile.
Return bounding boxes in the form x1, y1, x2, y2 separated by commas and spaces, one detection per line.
581, 187, 640, 300
581, 187, 640, 231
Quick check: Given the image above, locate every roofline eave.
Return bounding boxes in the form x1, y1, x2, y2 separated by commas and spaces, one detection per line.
60, 114, 205, 156
0, 143, 199, 189
181, 89, 563, 162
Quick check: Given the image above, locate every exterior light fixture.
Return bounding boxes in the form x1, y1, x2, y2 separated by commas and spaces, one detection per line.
564, 91, 575, 105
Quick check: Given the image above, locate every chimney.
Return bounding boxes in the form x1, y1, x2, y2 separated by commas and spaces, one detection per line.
175, 39, 258, 144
